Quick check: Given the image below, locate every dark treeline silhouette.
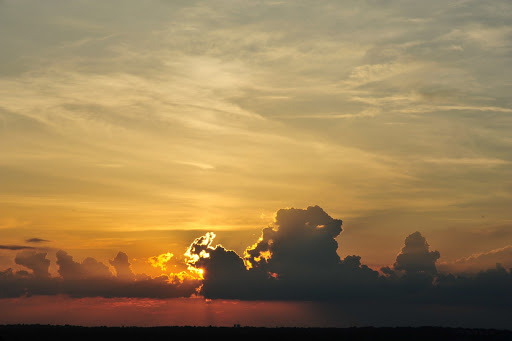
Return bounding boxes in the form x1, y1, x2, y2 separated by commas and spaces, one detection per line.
0, 325, 511, 341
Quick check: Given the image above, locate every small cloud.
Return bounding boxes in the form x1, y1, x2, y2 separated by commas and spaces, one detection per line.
423, 157, 510, 167
394, 231, 440, 275
56, 250, 112, 280
15, 251, 50, 278
0, 245, 35, 251
279, 108, 380, 120
109, 251, 135, 281
148, 252, 174, 272
175, 160, 215, 170
449, 44, 464, 51
25, 238, 50, 243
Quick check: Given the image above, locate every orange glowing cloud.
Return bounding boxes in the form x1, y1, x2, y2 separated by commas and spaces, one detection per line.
148, 252, 174, 272
184, 232, 217, 280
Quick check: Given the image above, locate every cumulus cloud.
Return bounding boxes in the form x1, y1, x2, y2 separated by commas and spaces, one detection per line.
244, 205, 343, 277
0, 248, 201, 299
109, 252, 135, 281
15, 251, 50, 278
393, 231, 440, 275
185, 232, 259, 300
185, 206, 512, 307
187, 206, 380, 300
56, 250, 112, 280
0, 205, 511, 307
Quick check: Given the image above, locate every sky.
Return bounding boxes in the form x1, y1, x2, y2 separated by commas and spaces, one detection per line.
1, 0, 512, 329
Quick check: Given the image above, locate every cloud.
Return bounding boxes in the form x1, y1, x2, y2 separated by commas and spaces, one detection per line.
438, 245, 512, 274
0, 205, 511, 307
185, 232, 259, 300
422, 157, 510, 167
14, 251, 50, 278
148, 252, 174, 272
56, 274, 199, 299
187, 206, 380, 300
244, 205, 343, 276
25, 238, 50, 243
393, 231, 440, 275
109, 252, 135, 281
56, 250, 112, 280
0, 245, 35, 251
186, 206, 512, 306
0, 249, 201, 299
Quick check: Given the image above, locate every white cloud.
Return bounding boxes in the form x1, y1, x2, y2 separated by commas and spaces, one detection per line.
439, 245, 512, 273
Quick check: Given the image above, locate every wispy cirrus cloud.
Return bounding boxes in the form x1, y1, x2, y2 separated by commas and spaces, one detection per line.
423, 157, 510, 167
1, 0, 512, 269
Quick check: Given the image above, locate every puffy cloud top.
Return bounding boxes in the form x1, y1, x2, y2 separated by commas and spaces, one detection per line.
14, 251, 50, 278
186, 206, 379, 300
56, 250, 112, 280
394, 231, 440, 275
109, 252, 135, 281
244, 205, 343, 278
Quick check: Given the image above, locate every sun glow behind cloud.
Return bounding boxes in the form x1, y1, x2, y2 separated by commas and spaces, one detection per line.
1, 205, 512, 330
148, 252, 173, 272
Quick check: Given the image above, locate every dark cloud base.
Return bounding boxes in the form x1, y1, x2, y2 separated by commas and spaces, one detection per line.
25, 238, 50, 243
1, 206, 511, 311
0, 245, 35, 251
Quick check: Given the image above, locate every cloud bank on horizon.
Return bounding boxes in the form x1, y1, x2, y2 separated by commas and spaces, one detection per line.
1, 206, 511, 308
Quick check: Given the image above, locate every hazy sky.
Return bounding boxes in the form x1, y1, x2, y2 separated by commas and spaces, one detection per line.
1, 0, 512, 274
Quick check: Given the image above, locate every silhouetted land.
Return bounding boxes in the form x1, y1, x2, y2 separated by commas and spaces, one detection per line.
0, 325, 511, 341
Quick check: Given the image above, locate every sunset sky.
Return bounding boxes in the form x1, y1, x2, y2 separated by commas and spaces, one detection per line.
1, 0, 512, 328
